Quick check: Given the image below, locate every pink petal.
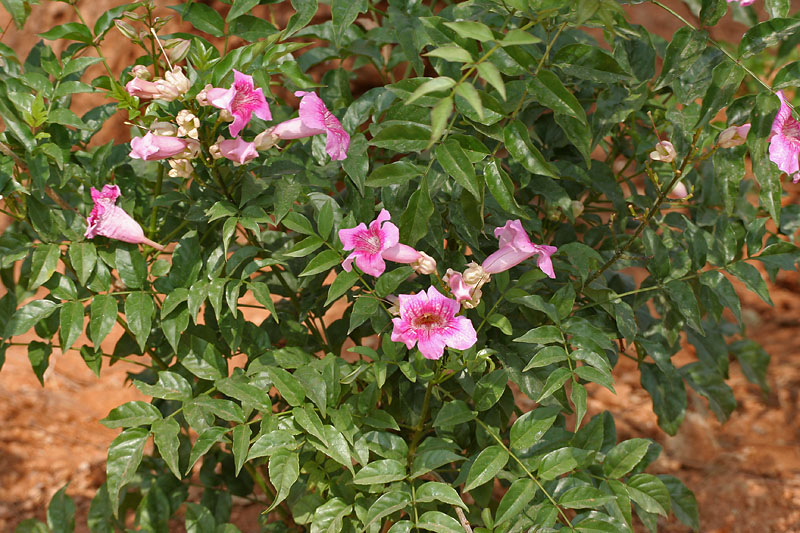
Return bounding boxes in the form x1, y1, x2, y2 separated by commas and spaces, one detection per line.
482, 246, 534, 274
207, 87, 233, 109
416, 330, 448, 360
339, 223, 369, 250
219, 137, 258, 164
296, 91, 328, 132
272, 117, 324, 139
126, 78, 161, 99
391, 316, 418, 349
382, 243, 419, 264
325, 126, 350, 161
85, 204, 146, 244
130, 132, 189, 161
447, 272, 473, 302
534, 245, 558, 279
442, 315, 478, 351
354, 250, 386, 277
342, 252, 356, 272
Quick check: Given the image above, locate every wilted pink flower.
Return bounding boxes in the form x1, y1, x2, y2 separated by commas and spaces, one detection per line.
391, 286, 477, 360
483, 220, 557, 278
85, 185, 164, 250
130, 132, 192, 161
272, 91, 350, 161
339, 209, 423, 277
727, 0, 755, 5
444, 270, 472, 303
769, 90, 800, 182
649, 140, 677, 163
207, 70, 271, 137
718, 123, 750, 148
218, 137, 258, 165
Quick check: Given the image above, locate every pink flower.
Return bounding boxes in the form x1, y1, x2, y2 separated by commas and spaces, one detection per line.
391, 286, 477, 360
727, 0, 755, 5
339, 209, 422, 277
218, 137, 258, 165
125, 78, 162, 99
130, 132, 192, 161
769, 90, 800, 182
482, 220, 557, 278
668, 182, 689, 199
85, 185, 164, 250
445, 270, 473, 303
718, 123, 751, 148
207, 70, 271, 137
649, 140, 676, 163
271, 91, 350, 161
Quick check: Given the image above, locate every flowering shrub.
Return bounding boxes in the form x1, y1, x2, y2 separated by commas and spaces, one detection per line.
1, 0, 799, 531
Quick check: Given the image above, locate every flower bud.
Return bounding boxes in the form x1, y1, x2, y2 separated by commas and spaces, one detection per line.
150, 121, 177, 136
115, 19, 138, 41
166, 39, 191, 64
649, 140, 677, 163
164, 66, 190, 95
168, 158, 193, 179
386, 295, 400, 316
131, 65, 150, 80
196, 84, 213, 106
718, 123, 751, 149
220, 109, 234, 122
668, 181, 688, 199
210, 136, 224, 160
462, 262, 487, 287
154, 79, 180, 101
176, 109, 200, 139
463, 288, 482, 309
180, 139, 201, 160
254, 128, 278, 150
411, 251, 437, 275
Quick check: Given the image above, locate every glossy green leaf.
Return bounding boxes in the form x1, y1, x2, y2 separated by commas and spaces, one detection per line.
58, 301, 84, 352
124, 292, 154, 351
503, 120, 557, 178
435, 139, 481, 200
29, 243, 60, 289
101, 401, 162, 428
268, 450, 300, 509
510, 406, 560, 450
152, 418, 181, 479
463, 445, 508, 492
106, 427, 149, 514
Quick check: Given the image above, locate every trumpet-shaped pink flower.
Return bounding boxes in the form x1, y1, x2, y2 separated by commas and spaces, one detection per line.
272, 91, 350, 161
85, 185, 164, 250
391, 286, 477, 360
130, 132, 192, 161
769, 90, 800, 182
482, 220, 557, 278
218, 137, 258, 165
125, 77, 161, 99
338, 209, 422, 277
207, 70, 271, 137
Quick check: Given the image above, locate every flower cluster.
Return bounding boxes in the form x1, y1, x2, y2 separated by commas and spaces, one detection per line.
338, 212, 557, 360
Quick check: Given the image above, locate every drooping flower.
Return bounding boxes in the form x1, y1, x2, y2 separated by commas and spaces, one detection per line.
717, 123, 751, 148
271, 91, 350, 161
649, 140, 677, 163
85, 185, 164, 250
218, 137, 258, 165
207, 70, 271, 137
482, 220, 557, 278
444, 270, 472, 303
125, 77, 162, 100
339, 209, 418, 277
391, 286, 477, 360
129, 131, 192, 161
769, 90, 800, 182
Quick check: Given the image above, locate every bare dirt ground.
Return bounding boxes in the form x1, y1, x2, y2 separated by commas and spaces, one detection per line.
1, 0, 800, 531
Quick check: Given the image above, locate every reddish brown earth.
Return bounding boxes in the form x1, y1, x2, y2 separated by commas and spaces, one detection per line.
1, 1, 800, 532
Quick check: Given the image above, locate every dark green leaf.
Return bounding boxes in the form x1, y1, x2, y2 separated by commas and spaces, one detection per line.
433, 400, 476, 427
124, 292, 154, 351
740, 18, 800, 58
152, 418, 181, 479
353, 459, 406, 485
47, 485, 75, 533
101, 401, 162, 428
435, 139, 481, 200
604, 439, 652, 478
6, 300, 59, 338
29, 244, 60, 289
504, 120, 557, 178
59, 301, 84, 352
463, 445, 508, 492
89, 294, 118, 347
106, 427, 149, 514
299, 250, 341, 277
510, 406, 560, 450
268, 450, 300, 509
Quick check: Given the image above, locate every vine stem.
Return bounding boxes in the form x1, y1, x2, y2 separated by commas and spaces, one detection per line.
584, 128, 704, 285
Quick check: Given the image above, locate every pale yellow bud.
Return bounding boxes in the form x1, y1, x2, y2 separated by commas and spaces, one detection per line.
150, 121, 177, 136
164, 66, 190, 95
411, 251, 437, 275
131, 65, 151, 79
168, 158, 193, 179
176, 109, 200, 139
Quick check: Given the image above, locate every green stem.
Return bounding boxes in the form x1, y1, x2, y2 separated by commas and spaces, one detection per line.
149, 165, 165, 239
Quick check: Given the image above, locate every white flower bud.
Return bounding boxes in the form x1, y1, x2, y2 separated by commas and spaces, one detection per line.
180, 139, 201, 160
168, 158, 193, 179
411, 251, 437, 275
254, 128, 278, 150
164, 66, 190, 95
150, 121, 177, 136
210, 136, 224, 160
462, 262, 487, 287
649, 140, 677, 163
154, 79, 180, 101
196, 84, 213, 106
176, 109, 200, 139
131, 65, 151, 79
463, 288, 482, 309
718, 124, 751, 149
